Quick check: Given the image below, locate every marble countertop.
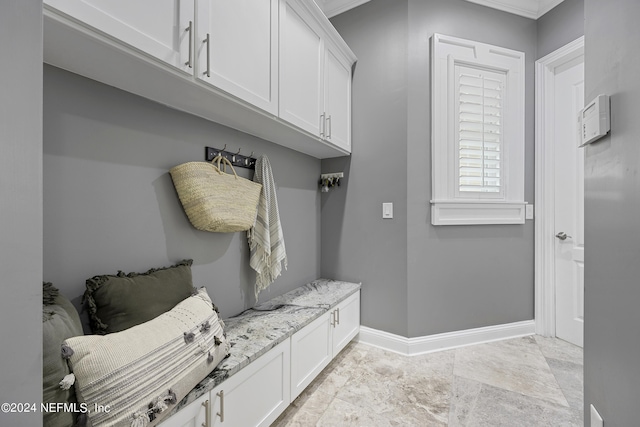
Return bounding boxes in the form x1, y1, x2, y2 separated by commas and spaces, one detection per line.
172, 279, 361, 414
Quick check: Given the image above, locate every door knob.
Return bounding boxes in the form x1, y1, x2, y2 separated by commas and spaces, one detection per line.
555, 232, 572, 241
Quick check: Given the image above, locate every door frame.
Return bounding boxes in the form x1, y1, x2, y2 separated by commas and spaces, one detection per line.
534, 36, 584, 337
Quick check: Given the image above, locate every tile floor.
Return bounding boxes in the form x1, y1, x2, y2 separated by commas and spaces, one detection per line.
272, 335, 583, 426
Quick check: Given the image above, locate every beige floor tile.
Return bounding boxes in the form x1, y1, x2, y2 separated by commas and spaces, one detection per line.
270, 336, 583, 427
534, 335, 583, 365
453, 337, 569, 407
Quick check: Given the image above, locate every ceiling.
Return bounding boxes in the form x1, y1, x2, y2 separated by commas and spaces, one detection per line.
318, 0, 566, 19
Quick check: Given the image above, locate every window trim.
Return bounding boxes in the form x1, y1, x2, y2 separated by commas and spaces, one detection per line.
430, 33, 526, 225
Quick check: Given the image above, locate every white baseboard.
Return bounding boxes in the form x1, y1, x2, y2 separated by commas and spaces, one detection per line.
357, 320, 536, 356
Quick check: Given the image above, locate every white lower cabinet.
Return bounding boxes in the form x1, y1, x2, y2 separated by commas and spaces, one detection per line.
158, 393, 208, 427
290, 290, 361, 400
161, 291, 360, 427
331, 291, 361, 355
290, 311, 333, 400
209, 339, 291, 427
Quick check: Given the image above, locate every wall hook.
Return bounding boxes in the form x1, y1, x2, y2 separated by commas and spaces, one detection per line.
319, 172, 344, 192
205, 146, 257, 170
245, 152, 255, 166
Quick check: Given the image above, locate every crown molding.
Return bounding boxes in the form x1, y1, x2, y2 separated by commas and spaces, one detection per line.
320, 0, 371, 18
463, 0, 565, 19
317, 0, 565, 20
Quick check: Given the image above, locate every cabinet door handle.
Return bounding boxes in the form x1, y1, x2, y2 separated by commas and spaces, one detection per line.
202, 399, 210, 427
320, 113, 326, 138
216, 390, 224, 422
185, 20, 193, 68
330, 309, 335, 327
336, 307, 340, 325
326, 115, 332, 139
203, 33, 211, 77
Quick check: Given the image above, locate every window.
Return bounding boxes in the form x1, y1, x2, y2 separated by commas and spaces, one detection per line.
431, 34, 526, 225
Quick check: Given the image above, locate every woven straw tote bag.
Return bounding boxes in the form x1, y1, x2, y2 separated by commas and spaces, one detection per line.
169, 155, 262, 232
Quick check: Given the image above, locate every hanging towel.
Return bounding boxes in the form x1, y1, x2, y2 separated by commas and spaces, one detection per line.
248, 155, 287, 300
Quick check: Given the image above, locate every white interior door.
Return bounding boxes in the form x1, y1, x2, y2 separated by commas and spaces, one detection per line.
554, 55, 584, 347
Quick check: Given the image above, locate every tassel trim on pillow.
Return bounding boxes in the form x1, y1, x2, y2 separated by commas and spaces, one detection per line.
132, 389, 177, 426
59, 373, 76, 390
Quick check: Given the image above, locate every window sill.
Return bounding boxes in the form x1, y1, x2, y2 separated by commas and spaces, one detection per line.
430, 201, 527, 225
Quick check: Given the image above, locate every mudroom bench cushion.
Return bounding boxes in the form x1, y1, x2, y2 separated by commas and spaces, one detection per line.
168, 278, 361, 415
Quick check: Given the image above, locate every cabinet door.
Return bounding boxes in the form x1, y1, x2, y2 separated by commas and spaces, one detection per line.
332, 291, 361, 356
290, 312, 332, 400
157, 393, 208, 427
279, 0, 324, 137
324, 45, 352, 151
196, 0, 278, 115
44, 0, 194, 74
210, 339, 290, 427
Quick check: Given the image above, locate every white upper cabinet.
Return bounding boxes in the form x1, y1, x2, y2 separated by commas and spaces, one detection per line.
280, 0, 354, 151
324, 43, 352, 151
279, 0, 324, 137
44, 0, 194, 75
43, 0, 356, 158
196, 0, 279, 115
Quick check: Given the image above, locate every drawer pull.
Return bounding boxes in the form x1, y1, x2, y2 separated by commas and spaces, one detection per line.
202, 399, 210, 427
185, 21, 193, 68
320, 113, 326, 138
216, 390, 224, 422
203, 33, 211, 78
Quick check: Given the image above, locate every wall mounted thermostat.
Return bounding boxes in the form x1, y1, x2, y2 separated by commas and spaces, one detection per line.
579, 94, 610, 147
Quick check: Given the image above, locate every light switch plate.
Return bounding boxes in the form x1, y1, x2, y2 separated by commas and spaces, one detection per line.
590, 404, 604, 427
383, 203, 393, 219
526, 204, 534, 220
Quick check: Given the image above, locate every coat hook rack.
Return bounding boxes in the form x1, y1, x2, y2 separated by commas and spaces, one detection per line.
319, 172, 344, 192
205, 146, 257, 170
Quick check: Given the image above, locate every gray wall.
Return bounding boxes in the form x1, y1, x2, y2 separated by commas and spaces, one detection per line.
326, 0, 537, 338
583, 0, 640, 424
323, 0, 409, 336
0, 2, 43, 426
43, 65, 321, 321
537, 0, 584, 59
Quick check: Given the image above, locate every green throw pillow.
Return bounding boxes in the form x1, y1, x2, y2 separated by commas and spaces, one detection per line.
84, 259, 195, 334
43, 282, 84, 427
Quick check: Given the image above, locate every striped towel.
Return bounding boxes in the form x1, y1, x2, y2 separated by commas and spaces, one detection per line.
248, 155, 287, 300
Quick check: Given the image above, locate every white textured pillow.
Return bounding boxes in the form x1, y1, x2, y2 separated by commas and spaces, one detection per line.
63, 287, 229, 427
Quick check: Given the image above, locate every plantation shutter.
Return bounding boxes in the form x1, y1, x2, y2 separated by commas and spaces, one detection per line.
455, 65, 506, 197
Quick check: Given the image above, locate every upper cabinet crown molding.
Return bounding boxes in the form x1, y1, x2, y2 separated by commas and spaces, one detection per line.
42, 0, 356, 159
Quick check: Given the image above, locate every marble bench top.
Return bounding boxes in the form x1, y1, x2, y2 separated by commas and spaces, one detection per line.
172, 278, 361, 414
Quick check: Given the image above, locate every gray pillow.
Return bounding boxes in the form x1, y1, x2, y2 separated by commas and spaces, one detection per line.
84, 259, 195, 334
43, 282, 83, 427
